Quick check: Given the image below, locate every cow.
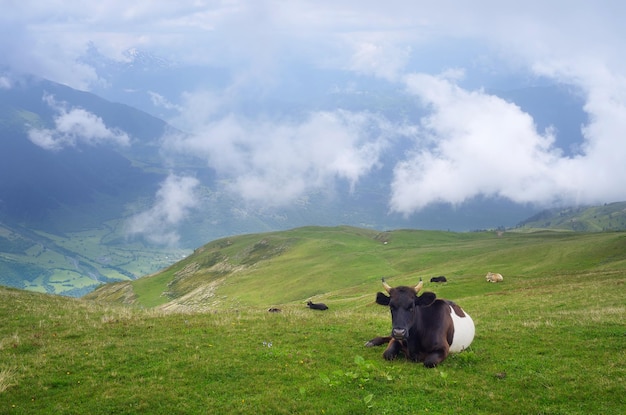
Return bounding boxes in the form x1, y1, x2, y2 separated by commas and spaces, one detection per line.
430, 276, 447, 283
365, 278, 475, 368
485, 272, 503, 283
306, 301, 329, 310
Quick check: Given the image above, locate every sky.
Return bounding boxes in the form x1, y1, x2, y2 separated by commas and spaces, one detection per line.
3, 1, 626, 240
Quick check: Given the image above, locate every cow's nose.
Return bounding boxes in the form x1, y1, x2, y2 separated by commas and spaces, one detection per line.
392, 328, 406, 339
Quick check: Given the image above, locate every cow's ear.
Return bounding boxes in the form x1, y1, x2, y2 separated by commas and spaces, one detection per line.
375, 292, 390, 306
416, 292, 436, 307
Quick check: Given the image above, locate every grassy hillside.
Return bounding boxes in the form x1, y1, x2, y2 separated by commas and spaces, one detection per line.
1, 228, 625, 414
517, 201, 626, 231
87, 226, 626, 311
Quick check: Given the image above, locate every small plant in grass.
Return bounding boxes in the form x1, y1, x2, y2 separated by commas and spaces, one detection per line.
438, 370, 457, 386
320, 355, 395, 387
259, 340, 289, 360
320, 355, 397, 409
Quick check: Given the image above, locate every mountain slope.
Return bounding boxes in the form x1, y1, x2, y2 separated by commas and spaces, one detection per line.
0, 77, 188, 295
85, 226, 626, 311
517, 202, 626, 231
0, 76, 170, 230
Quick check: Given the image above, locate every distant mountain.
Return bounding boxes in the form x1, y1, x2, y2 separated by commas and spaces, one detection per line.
516, 202, 626, 231
0, 76, 169, 230
0, 77, 192, 295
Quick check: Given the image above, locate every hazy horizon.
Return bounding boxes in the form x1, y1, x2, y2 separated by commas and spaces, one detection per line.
3, 1, 626, 243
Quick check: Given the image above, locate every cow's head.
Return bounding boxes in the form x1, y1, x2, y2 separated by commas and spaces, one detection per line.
376, 278, 436, 341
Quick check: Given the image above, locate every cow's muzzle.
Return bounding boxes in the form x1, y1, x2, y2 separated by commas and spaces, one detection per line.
392, 328, 407, 340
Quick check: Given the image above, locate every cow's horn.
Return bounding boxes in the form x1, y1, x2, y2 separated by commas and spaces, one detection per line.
414, 278, 423, 293
382, 278, 392, 293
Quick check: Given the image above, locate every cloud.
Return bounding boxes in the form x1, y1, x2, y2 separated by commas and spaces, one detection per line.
0, 75, 11, 89
27, 94, 130, 151
148, 91, 182, 112
126, 174, 200, 245
2, 2, 624, 84
390, 74, 558, 212
389, 73, 626, 214
6, 1, 626, 216
164, 109, 392, 206
346, 41, 411, 81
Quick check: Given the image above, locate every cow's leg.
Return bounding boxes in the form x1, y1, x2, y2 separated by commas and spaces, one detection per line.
382, 338, 402, 360
423, 347, 448, 368
364, 336, 392, 347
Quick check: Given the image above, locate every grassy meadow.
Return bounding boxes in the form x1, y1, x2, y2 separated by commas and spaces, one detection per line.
1, 227, 625, 414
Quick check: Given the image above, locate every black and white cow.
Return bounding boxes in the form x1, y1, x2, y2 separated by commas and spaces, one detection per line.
366, 278, 474, 367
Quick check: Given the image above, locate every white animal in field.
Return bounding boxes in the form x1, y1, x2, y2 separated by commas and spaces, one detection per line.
485, 272, 503, 283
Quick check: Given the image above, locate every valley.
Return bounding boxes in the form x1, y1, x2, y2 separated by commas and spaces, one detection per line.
0, 221, 189, 296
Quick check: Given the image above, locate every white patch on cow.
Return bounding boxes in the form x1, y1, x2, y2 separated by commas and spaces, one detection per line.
449, 306, 475, 353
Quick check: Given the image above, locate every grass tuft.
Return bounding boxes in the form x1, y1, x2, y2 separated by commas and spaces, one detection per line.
0, 368, 18, 393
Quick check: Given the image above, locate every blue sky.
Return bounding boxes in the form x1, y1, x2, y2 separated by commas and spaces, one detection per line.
3, 1, 626, 239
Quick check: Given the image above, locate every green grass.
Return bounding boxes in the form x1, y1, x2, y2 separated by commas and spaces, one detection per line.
107, 227, 626, 309
518, 201, 626, 231
2, 228, 626, 414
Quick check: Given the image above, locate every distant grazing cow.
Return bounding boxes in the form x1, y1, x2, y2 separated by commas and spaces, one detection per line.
485, 272, 504, 283
306, 301, 328, 310
365, 278, 475, 367
430, 276, 447, 283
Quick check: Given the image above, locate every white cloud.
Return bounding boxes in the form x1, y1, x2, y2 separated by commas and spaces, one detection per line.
5, 1, 626, 215
27, 94, 130, 151
389, 72, 626, 214
0, 76, 11, 89
3, 2, 624, 83
164, 109, 391, 206
346, 41, 411, 81
126, 174, 200, 245
390, 74, 556, 212
148, 91, 182, 111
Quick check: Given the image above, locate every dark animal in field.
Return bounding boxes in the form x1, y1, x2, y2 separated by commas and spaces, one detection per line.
485, 272, 503, 282
365, 278, 475, 368
267, 308, 281, 313
306, 301, 328, 310
430, 276, 447, 283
